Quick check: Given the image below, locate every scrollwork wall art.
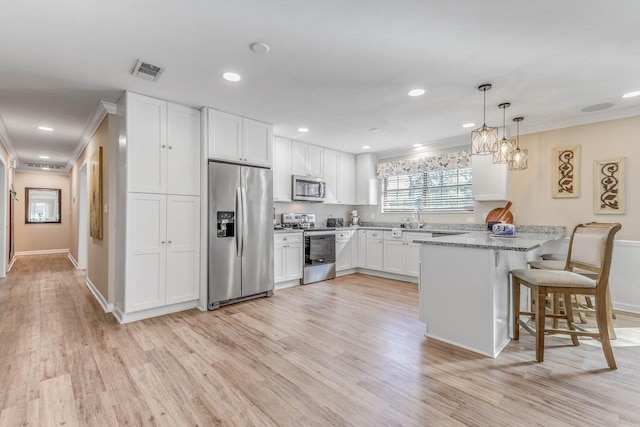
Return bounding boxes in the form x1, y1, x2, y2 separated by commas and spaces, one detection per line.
552, 146, 580, 198
594, 157, 625, 215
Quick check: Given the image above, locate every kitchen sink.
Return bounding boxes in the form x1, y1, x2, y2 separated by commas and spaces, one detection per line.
431, 231, 468, 238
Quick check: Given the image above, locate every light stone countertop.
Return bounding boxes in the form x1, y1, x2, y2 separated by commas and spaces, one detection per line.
412, 231, 564, 252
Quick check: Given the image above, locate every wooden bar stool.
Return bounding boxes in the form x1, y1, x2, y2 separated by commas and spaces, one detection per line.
510, 222, 621, 369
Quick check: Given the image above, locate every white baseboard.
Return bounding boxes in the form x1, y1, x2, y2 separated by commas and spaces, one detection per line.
353, 268, 419, 284
613, 303, 640, 315
336, 268, 358, 277
7, 256, 15, 272
275, 279, 301, 290
68, 253, 79, 269
85, 278, 113, 313
15, 248, 69, 256
113, 300, 199, 324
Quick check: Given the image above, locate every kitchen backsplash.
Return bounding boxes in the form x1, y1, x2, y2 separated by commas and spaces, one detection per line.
274, 202, 355, 226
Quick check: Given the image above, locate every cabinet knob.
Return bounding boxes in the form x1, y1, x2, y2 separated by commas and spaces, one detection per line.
244, 158, 248, 161
161, 145, 166, 149
161, 241, 166, 244
283, 237, 288, 241
168, 241, 172, 244
168, 146, 173, 150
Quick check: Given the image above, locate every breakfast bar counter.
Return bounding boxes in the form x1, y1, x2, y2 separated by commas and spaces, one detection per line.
414, 229, 564, 358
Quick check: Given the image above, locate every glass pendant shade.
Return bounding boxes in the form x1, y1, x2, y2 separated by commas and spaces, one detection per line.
509, 147, 528, 171
509, 116, 528, 171
470, 84, 499, 155
471, 125, 499, 155
493, 102, 515, 164
494, 138, 515, 163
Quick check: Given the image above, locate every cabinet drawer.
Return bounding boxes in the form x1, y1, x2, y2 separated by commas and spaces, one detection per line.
274, 233, 303, 245
335, 230, 353, 239
366, 230, 383, 239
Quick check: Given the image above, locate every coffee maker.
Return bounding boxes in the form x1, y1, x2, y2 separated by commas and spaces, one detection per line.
350, 210, 360, 226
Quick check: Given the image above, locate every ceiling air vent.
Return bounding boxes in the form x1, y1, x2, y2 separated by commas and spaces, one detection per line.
25, 163, 66, 170
132, 59, 164, 81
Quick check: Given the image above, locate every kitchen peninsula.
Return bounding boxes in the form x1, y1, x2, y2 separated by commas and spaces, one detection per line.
415, 227, 564, 357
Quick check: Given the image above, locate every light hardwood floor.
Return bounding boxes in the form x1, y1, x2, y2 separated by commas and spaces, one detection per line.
1, 254, 640, 426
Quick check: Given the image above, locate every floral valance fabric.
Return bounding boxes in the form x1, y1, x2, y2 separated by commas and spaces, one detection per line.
376, 150, 472, 179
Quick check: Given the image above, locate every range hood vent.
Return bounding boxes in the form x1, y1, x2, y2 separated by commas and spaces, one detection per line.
132, 59, 164, 81
24, 162, 66, 170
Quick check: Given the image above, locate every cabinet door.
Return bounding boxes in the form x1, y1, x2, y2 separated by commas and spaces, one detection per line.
350, 231, 358, 268
383, 240, 405, 274
285, 243, 303, 280
472, 154, 509, 201
355, 153, 379, 205
323, 148, 339, 203
357, 230, 367, 268
243, 118, 272, 168
127, 94, 167, 193
166, 195, 201, 305
274, 243, 285, 283
366, 239, 383, 270
273, 137, 292, 202
308, 145, 324, 178
405, 243, 420, 277
291, 141, 308, 176
207, 109, 243, 163
126, 193, 166, 312
335, 238, 352, 271
338, 152, 355, 204
167, 103, 200, 196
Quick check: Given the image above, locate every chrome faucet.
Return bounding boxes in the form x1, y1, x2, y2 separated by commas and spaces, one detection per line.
412, 208, 424, 228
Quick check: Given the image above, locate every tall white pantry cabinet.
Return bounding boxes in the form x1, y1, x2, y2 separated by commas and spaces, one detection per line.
115, 92, 202, 323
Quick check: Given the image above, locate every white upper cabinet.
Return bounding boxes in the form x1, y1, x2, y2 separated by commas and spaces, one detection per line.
205, 108, 272, 168
323, 148, 339, 203
356, 153, 379, 205
243, 118, 272, 167
207, 109, 242, 164
167, 103, 200, 196
291, 140, 323, 177
127, 94, 167, 194
126, 93, 200, 195
273, 137, 292, 202
472, 154, 510, 201
338, 152, 355, 204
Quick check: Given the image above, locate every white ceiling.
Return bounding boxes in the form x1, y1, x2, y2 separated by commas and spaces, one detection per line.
1, 0, 640, 171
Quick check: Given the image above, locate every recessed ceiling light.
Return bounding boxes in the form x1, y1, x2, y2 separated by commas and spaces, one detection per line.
298, 127, 309, 133
581, 103, 614, 113
38, 126, 53, 131
369, 128, 380, 133
222, 72, 241, 82
462, 122, 475, 128
408, 88, 426, 97
413, 144, 423, 148
622, 90, 640, 98
362, 145, 371, 149
249, 42, 270, 55
39, 155, 50, 159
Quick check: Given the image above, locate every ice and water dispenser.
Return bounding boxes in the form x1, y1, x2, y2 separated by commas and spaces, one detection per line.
216, 211, 235, 237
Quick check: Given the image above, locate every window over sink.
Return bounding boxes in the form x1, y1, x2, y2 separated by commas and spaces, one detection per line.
381, 168, 473, 213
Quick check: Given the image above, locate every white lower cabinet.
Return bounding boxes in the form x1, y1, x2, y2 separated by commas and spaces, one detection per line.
366, 239, 384, 270
274, 233, 303, 283
335, 230, 357, 272
357, 230, 367, 268
383, 240, 420, 277
405, 243, 420, 277
126, 193, 200, 312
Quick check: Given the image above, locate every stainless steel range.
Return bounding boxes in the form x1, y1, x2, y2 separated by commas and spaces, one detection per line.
281, 213, 336, 284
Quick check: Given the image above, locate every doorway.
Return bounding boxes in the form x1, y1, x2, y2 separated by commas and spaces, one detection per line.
77, 162, 88, 269
0, 158, 6, 277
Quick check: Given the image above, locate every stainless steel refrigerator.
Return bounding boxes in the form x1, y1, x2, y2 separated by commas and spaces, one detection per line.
208, 161, 274, 310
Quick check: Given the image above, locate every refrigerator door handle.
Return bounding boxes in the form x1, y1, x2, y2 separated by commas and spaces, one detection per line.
236, 187, 243, 257
241, 186, 248, 257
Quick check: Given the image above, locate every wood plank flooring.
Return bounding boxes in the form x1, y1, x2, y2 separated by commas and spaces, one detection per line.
1, 254, 640, 426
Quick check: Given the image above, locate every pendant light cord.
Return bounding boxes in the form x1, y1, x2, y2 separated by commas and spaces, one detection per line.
483, 89, 486, 125
502, 106, 506, 138
515, 120, 520, 149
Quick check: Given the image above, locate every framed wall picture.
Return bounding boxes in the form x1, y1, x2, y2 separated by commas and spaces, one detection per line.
594, 157, 625, 215
90, 146, 103, 239
552, 145, 579, 198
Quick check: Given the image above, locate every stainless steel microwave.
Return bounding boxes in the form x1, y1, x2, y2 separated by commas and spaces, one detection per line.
292, 175, 326, 202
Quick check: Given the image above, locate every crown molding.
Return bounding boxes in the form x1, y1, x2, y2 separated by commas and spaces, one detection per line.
0, 115, 19, 165
15, 166, 69, 176
66, 100, 117, 172
376, 134, 469, 160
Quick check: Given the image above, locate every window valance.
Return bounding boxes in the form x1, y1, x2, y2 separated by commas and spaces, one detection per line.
376, 150, 472, 179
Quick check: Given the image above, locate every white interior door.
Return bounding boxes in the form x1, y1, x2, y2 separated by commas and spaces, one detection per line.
77, 162, 88, 269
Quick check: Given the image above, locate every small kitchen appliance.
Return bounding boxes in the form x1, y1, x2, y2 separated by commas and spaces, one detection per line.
350, 210, 360, 226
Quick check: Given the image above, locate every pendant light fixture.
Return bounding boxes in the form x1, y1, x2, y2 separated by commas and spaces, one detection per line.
509, 117, 528, 171
471, 84, 499, 155
493, 103, 515, 164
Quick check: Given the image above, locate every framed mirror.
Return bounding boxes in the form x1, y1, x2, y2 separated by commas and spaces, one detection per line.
25, 187, 61, 224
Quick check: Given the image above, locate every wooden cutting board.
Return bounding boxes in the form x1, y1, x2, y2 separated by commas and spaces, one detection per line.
485, 201, 514, 224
